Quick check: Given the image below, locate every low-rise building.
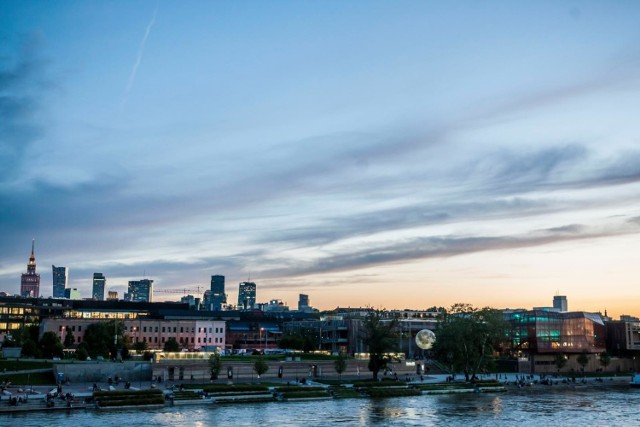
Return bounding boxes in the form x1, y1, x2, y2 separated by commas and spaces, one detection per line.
40, 317, 226, 352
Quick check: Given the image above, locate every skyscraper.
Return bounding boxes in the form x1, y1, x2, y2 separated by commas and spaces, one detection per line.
553, 295, 568, 312
52, 265, 68, 298
127, 279, 154, 303
20, 240, 40, 298
92, 273, 106, 301
298, 293, 310, 311
210, 275, 226, 310
238, 282, 256, 309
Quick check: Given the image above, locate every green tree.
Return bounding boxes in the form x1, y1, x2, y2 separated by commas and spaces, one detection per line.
39, 331, 64, 359
209, 353, 222, 380
554, 353, 568, 372
253, 356, 269, 381
21, 339, 40, 358
164, 337, 180, 352
278, 330, 318, 352
432, 303, 506, 381
362, 310, 398, 380
599, 351, 611, 372
63, 329, 75, 348
75, 344, 89, 361
577, 351, 589, 372
133, 341, 148, 354
334, 353, 347, 380
14, 325, 39, 347
278, 333, 305, 351
82, 321, 124, 359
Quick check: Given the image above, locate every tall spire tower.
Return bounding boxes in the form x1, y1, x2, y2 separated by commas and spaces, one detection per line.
20, 239, 41, 297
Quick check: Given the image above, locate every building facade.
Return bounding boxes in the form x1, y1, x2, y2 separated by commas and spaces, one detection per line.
507, 309, 606, 355
606, 316, 640, 356
42, 317, 226, 352
298, 294, 309, 311
20, 240, 40, 298
64, 288, 81, 300
553, 295, 568, 312
92, 273, 106, 300
52, 265, 68, 298
238, 282, 256, 309
127, 279, 154, 303
210, 275, 226, 311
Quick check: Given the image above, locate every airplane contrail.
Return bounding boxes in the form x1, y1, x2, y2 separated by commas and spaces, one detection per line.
120, 7, 158, 116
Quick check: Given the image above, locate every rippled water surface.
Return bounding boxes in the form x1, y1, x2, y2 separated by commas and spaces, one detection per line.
7, 386, 639, 426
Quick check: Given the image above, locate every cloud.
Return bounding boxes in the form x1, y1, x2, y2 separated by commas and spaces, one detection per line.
0, 33, 49, 183
256, 197, 553, 247
2, 25, 640, 298
253, 219, 640, 279
120, 6, 158, 115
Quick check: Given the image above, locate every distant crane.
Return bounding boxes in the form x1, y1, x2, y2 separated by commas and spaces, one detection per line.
154, 286, 204, 298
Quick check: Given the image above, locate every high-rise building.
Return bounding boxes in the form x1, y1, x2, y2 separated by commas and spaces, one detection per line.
210, 275, 226, 311
92, 273, 106, 300
202, 290, 211, 309
52, 265, 68, 298
553, 295, 568, 312
127, 279, 154, 303
64, 288, 81, 300
180, 294, 199, 309
107, 291, 118, 301
20, 240, 40, 298
238, 282, 256, 309
298, 293, 309, 311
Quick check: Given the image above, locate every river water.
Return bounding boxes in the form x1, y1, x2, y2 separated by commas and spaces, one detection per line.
5, 385, 638, 426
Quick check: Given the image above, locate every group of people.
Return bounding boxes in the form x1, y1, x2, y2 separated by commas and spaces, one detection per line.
44, 385, 76, 408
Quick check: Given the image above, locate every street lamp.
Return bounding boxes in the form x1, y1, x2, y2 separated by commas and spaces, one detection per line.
260, 327, 265, 350
114, 321, 119, 361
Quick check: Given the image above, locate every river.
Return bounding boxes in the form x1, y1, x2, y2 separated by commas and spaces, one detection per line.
4, 385, 638, 426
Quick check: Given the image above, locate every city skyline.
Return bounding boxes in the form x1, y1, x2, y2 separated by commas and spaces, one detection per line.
2, 2, 640, 317
1, 243, 629, 318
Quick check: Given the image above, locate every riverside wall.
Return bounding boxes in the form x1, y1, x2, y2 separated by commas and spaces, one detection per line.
53, 361, 152, 383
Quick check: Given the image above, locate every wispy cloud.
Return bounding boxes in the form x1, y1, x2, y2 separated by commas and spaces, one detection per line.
254, 219, 640, 279
120, 6, 158, 116
0, 33, 49, 184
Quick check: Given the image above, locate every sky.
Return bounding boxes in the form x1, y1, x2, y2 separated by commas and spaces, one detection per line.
1, 1, 640, 317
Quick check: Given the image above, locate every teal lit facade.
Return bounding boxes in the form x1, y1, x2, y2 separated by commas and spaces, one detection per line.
507, 309, 606, 355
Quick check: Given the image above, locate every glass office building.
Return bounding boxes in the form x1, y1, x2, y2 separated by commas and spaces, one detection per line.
507, 309, 606, 354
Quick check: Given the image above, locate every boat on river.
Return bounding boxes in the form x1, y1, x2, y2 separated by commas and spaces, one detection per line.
630, 374, 640, 387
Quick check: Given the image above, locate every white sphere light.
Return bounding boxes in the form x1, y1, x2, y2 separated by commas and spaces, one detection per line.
415, 329, 436, 350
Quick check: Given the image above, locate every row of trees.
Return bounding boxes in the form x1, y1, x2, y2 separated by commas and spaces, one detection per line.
4, 325, 64, 359
207, 352, 348, 382
553, 350, 611, 372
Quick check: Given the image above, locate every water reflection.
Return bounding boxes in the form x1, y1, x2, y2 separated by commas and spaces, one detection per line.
9, 386, 640, 427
